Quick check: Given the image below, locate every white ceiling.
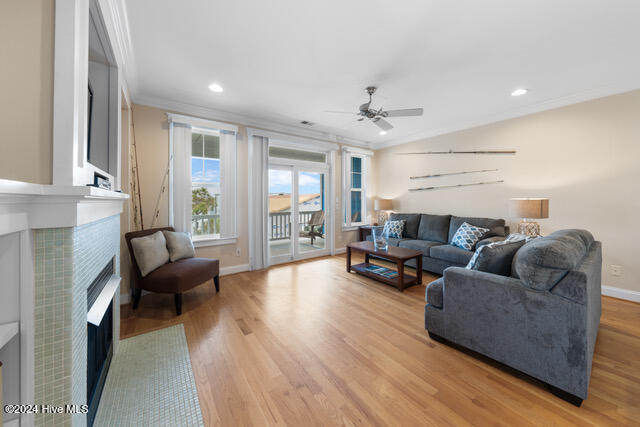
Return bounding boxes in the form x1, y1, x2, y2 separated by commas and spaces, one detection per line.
124, 0, 640, 147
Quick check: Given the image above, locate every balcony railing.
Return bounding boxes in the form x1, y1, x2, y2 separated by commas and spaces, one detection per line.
269, 210, 322, 241
192, 211, 323, 240
192, 214, 220, 236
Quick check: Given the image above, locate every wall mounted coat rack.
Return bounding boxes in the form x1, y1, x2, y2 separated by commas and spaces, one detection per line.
410, 169, 498, 179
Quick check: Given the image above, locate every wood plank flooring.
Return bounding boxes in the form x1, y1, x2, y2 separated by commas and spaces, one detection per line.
121, 254, 640, 426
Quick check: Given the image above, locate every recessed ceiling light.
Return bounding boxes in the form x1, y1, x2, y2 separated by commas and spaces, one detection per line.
379, 130, 388, 135
208, 83, 224, 93
511, 88, 528, 97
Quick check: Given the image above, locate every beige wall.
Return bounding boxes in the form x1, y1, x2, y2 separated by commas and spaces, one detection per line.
0, 0, 54, 184
372, 90, 640, 293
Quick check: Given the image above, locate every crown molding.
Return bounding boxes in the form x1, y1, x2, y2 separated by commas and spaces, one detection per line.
371, 81, 640, 150
134, 94, 373, 148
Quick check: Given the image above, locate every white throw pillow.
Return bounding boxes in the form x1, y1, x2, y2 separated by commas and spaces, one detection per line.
130, 231, 170, 277
163, 230, 196, 262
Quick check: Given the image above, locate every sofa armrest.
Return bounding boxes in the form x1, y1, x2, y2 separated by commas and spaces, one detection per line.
441, 267, 590, 398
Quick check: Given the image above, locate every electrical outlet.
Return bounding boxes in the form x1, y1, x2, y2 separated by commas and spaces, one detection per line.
610, 265, 622, 277
235, 248, 241, 257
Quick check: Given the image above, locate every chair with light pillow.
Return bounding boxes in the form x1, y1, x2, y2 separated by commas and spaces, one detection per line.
125, 227, 220, 315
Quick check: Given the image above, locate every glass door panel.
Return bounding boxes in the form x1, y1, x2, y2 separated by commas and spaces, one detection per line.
268, 167, 293, 264
297, 170, 326, 254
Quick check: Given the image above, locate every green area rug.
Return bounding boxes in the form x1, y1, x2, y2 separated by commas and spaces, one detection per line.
95, 324, 203, 426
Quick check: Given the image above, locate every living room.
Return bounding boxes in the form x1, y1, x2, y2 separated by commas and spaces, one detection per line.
1, 0, 639, 426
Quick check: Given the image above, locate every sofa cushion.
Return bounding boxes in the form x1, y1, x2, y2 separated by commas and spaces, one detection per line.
140, 257, 220, 293
429, 244, 474, 265
388, 213, 421, 239
387, 237, 409, 247
514, 229, 595, 290
130, 231, 170, 277
365, 235, 407, 247
448, 216, 506, 243
399, 239, 443, 256
467, 239, 527, 276
417, 214, 451, 243
426, 278, 444, 308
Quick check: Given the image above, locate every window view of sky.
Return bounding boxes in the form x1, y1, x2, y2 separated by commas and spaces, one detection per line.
192, 158, 220, 183
269, 170, 321, 194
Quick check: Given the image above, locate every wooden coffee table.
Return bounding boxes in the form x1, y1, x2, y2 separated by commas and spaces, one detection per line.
346, 241, 422, 291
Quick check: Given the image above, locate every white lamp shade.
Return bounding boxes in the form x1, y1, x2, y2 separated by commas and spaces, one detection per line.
374, 199, 393, 211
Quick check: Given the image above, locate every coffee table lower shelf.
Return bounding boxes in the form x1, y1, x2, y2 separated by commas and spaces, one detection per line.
350, 262, 418, 290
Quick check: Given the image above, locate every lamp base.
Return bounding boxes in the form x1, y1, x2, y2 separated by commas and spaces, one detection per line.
377, 211, 389, 226
518, 221, 540, 237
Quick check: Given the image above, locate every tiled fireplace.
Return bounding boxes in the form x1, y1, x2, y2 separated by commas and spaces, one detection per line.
33, 215, 121, 426
0, 180, 128, 427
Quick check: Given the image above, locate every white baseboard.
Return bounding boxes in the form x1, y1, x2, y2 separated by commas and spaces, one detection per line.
221, 263, 250, 276
602, 285, 640, 303
333, 247, 347, 255
120, 292, 131, 305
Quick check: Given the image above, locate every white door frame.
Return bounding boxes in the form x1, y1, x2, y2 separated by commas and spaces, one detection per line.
247, 128, 337, 270
267, 162, 331, 266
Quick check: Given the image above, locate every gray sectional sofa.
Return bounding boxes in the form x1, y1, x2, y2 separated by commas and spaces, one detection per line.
425, 229, 602, 406
366, 213, 509, 274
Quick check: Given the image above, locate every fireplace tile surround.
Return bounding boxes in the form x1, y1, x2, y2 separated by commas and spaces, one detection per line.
33, 216, 121, 426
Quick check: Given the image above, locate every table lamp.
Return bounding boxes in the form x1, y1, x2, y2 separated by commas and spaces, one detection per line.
509, 198, 549, 237
374, 199, 393, 225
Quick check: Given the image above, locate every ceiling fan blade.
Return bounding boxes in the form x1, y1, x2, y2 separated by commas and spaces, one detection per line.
373, 118, 393, 131
383, 108, 424, 117
324, 110, 357, 114
359, 101, 371, 112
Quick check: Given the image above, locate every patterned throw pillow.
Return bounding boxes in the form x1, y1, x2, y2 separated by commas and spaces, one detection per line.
382, 220, 405, 239
451, 222, 490, 251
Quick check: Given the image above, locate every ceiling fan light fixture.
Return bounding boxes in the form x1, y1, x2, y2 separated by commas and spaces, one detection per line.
511, 88, 528, 97
208, 82, 224, 93
379, 130, 387, 135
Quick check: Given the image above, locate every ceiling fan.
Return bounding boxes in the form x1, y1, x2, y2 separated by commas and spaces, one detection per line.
326, 86, 423, 132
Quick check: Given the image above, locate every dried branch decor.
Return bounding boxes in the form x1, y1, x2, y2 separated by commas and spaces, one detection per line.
130, 107, 144, 230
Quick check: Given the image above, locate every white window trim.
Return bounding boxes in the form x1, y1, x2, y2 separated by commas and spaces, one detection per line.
167, 113, 238, 133
168, 113, 238, 247
247, 128, 339, 152
342, 147, 373, 231
193, 236, 238, 247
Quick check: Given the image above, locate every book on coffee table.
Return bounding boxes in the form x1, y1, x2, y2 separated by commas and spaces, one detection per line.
363, 265, 399, 278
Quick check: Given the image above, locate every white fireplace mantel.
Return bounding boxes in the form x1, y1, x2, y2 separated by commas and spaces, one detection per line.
0, 178, 128, 427
0, 179, 129, 232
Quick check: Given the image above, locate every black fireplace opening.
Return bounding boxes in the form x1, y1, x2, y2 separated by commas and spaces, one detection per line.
87, 259, 115, 426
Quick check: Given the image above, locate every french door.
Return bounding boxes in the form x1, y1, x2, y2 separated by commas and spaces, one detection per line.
268, 163, 329, 265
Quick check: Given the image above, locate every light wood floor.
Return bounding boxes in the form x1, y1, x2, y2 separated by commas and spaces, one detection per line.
121, 254, 640, 426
